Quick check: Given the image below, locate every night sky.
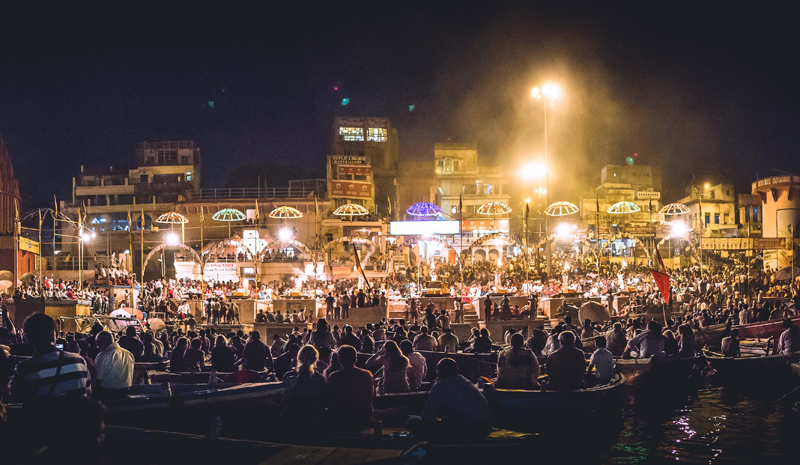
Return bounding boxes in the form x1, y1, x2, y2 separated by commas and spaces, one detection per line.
1, 2, 799, 208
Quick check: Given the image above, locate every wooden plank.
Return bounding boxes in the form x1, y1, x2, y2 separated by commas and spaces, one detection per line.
364, 449, 403, 463
319, 447, 374, 464
259, 445, 337, 465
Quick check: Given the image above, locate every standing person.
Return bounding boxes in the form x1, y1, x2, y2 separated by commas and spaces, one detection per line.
483, 296, 493, 321
11, 314, 92, 399
496, 333, 540, 390
357, 289, 367, 308
340, 293, 351, 321
379, 292, 388, 315
94, 331, 135, 399
605, 322, 628, 357
325, 293, 335, 319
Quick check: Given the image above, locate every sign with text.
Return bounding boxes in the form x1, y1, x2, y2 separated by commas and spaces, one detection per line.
203, 262, 237, 274
331, 180, 372, 198
337, 165, 372, 177
461, 219, 510, 231
700, 237, 789, 250
330, 155, 367, 166
636, 191, 661, 200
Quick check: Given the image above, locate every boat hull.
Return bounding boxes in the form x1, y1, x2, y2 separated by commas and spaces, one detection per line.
615, 356, 704, 387
704, 351, 800, 382
483, 374, 625, 432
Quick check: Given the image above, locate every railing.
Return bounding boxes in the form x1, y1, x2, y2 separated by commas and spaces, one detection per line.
186, 187, 322, 200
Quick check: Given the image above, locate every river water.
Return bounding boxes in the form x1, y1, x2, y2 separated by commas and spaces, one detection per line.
601, 377, 800, 464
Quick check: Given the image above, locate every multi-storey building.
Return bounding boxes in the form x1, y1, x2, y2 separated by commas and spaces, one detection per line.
330, 117, 398, 218
677, 181, 738, 238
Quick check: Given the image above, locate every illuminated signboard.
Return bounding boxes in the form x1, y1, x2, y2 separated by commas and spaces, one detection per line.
331, 180, 372, 198
390, 220, 460, 236
461, 219, 509, 231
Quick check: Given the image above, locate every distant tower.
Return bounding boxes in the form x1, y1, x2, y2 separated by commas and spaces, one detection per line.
0, 135, 20, 235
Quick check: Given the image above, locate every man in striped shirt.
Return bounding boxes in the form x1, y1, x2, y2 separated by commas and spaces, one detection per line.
11, 313, 91, 400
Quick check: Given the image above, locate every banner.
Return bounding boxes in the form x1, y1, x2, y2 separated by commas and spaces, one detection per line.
331, 180, 372, 198
651, 269, 671, 302
352, 243, 372, 291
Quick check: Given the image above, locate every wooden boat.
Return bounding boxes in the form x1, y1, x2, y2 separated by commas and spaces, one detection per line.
792, 362, 800, 379
102, 381, 287, 415
482, 373, 625, 432
704, 349, 800, 381
695, 315, 800, 349
146, 369, 271, 384
615, 355, 704, 387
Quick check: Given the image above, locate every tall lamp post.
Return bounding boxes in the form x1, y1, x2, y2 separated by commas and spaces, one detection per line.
532, 84, 560, 278
695, 184, 710, 277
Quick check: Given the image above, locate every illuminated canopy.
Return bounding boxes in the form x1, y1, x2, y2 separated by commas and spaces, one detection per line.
333, 203, 369, 217
477, 201, 512, 216
607, 201, 641, 214
406, 202, 443, 217
659, 202, 690, 216
212, 208, 246, 222
545, 201, 579, 217
155, 212, 188, 224
268, 206, 303, 219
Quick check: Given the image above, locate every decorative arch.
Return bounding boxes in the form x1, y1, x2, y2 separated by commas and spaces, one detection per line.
143, 243, 202, 270
599, 233, 652, 261
465, 232, 521, 255
532, 233, 599, 261
657, 234, 699, 263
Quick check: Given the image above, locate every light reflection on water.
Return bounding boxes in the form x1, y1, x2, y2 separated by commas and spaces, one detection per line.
601, 381, 800, 464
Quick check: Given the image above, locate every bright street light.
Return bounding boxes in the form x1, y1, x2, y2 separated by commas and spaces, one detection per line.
532, 83, 561, 102
278, 228, 293, 241
165, 232, 180, 246
520, 162, 547, 180
671, 221, 689, 237
555, 223, 573, 238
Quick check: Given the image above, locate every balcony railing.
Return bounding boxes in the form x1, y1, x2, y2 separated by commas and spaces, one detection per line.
186, 187, 322, 200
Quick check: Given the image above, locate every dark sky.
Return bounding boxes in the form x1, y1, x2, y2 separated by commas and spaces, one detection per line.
1, 1, 799, 208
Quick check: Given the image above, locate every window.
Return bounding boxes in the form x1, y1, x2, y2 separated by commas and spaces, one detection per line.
744, 208, 750, 222
157, 149, 178, 165
367, 127, 387, 142
140, 174, 149, 183
723, 213, 729, 224
339, 126, 364, 141
753, 207, 758, 221
436, 158, 460, 174
186, 172, 192, 182
709, 190, 715, 199
705, 213, 710, 225
714, 214, 720, 224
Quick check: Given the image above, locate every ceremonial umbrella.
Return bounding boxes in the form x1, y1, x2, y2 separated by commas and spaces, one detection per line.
607, 201, 641, 214
268, 206, 303, 219
545, 201, 579, 217
213, 208, 246, 237
156, 211, 189, 243
155, 212, 188, 224
477, 201, 512, 216
333, 203, 370, 218
406, 202, 443, 218
658, 203, 690, 216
